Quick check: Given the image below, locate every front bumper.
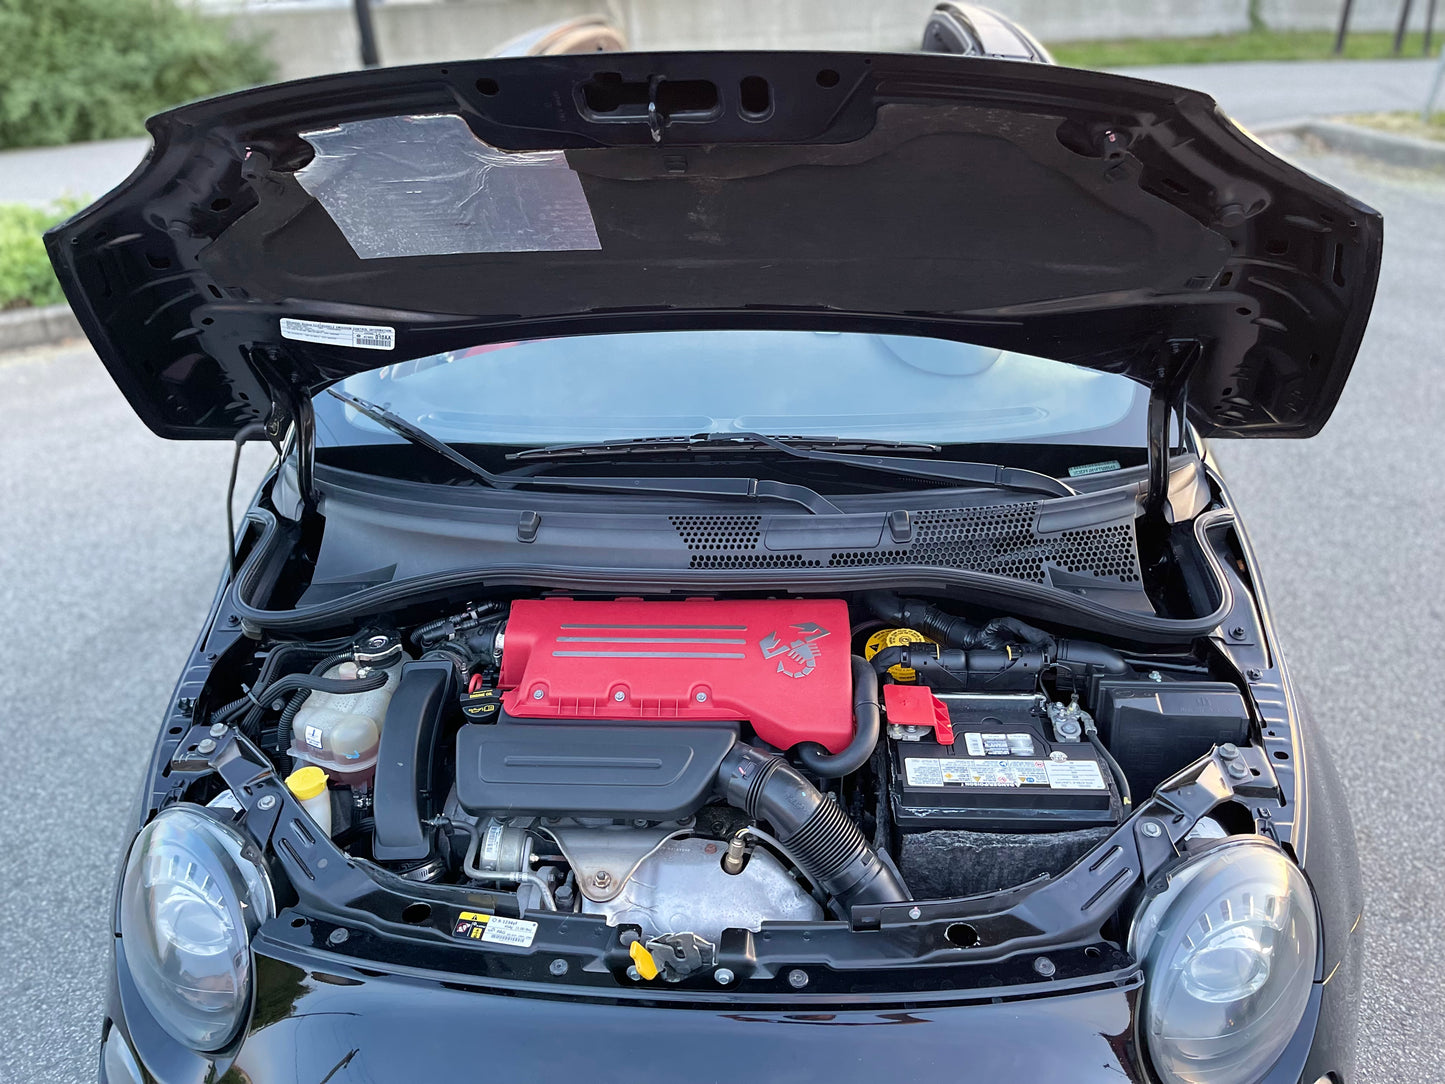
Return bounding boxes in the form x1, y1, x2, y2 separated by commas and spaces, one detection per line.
99, 927, 1357, 1084
109, 940, 1144, 1083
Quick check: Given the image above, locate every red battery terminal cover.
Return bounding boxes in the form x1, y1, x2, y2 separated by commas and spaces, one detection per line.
882, 684, 954, 745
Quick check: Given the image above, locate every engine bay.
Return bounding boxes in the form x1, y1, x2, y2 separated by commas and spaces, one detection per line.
197, 590, 1257, 982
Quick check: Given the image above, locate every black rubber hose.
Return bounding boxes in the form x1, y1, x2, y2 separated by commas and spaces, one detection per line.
794, 656, 880, 778
233, 670, 388, 739
868, 644, 909, 676
862, 591, 984, 647
211, 695, 254, 724
980, 616, 1055, 652
276, 651, 356, 753
1055, 639, 1131, 677
869, 639, 1130, 689
717, 744, 911, 912
1089, 732, 1133, 811
212, 641, 352, 725
410, 603, 504, 649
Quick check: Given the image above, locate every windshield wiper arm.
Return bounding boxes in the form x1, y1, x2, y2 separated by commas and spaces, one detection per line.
329, 388, 510, 486
509, 430, 1074, 498
326, 391, 840, 513
738, 431, 1076, 498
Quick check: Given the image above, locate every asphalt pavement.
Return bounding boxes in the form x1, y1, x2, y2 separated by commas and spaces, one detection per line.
2, 69, 1444, 1084
1122, 56, 1441, 124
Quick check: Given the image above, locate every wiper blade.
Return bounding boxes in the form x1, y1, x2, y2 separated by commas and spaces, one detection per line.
329, 388, 508, 486
509, 433, 942, 459
511, 430, 1074, 498
326, 391, 840, 513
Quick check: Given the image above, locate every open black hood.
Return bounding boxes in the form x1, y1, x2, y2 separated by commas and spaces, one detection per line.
47, 51, 1381, 441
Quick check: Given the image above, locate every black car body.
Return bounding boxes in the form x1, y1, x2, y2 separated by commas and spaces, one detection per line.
50, 52, 1377, 1084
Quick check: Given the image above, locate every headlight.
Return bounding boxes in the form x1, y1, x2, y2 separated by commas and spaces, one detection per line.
119, 804, 274, 1051
1129, 836, 1317, 1084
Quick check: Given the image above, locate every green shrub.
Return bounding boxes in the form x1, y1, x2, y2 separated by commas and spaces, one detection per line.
0, 0, 273, 150
0, 201, 76, 310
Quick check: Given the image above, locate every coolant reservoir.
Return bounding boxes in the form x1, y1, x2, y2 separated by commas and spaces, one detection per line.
289, 659, 404, 785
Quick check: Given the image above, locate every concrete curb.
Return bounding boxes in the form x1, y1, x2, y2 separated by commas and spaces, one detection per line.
0, 304, 82, 352
1254, 118, 1445, 171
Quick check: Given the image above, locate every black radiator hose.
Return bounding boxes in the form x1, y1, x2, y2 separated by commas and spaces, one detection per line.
794, 656, 880, 778
717, 744, 911, 912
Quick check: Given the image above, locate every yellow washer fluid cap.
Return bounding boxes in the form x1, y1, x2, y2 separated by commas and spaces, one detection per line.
286, 765, 328, 801
629, 940, 660, 980
864, 628, 935, 682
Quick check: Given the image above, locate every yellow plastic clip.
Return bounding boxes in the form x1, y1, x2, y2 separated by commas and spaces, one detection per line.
628, 940, 660, 980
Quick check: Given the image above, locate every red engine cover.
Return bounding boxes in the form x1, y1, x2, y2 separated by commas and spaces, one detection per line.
499, 598, 854, 753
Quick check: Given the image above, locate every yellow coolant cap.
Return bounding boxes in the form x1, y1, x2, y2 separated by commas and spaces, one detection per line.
285, 765, 328, 801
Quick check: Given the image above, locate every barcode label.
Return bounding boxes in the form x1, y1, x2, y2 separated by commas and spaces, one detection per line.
280, 317, 395, 351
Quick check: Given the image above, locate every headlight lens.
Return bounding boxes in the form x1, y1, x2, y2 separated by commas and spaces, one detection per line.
119, 804, 274, 1051
1129, 836, 1317, 1084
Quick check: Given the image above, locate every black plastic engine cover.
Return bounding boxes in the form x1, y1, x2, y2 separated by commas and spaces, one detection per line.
455, 716, 739, 820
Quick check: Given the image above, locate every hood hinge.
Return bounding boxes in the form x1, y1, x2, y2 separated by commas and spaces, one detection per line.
290, 390, 318, 513
254, 346, 319, 513
1144, 340, 1202, 520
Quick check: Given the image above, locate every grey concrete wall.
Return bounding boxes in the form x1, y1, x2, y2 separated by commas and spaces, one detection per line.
233, 0, 1443, 85
230, 0, 612, 82
1258, 0, 1421, 32
231, 0, 1260, 83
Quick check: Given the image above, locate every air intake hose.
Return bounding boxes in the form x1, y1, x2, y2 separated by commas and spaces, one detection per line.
863, 591, 1057, 652
794, 656, 880, 778
863, 591, 984, 647
717, 744, 911, 912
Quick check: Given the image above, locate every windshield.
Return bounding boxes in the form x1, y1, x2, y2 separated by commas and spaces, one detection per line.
315, 330, 1147, 449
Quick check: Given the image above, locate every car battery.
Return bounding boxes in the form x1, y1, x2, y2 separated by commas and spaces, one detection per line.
886, 691, 1124, 831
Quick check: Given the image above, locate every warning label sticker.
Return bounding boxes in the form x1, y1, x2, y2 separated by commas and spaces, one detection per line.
481, 823, 505, 866
453, 910, 538, 948
962, 732, 1037, 757
1043, 760, 1107, 790
280, 317, 395, 351
905, 757, 1106, 790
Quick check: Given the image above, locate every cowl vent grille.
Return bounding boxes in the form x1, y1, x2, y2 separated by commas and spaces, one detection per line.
670, 502, 1141, 589
670, 514, 763, 552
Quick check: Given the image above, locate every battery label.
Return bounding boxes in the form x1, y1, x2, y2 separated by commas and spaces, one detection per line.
905, 757, 1106, 790
1043, 760, 1106, 790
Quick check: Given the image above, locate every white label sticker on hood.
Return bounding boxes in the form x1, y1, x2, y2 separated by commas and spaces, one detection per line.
280, 317, 394, 351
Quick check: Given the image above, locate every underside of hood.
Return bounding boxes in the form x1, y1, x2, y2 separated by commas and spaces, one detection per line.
46, 51, 1381, 441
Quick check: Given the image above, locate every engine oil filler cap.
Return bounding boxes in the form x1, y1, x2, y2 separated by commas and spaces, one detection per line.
286, 765, 329, 801
629, 940, 660, 980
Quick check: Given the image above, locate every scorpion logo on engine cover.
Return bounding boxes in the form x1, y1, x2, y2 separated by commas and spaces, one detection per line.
758, 622, 831, 679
